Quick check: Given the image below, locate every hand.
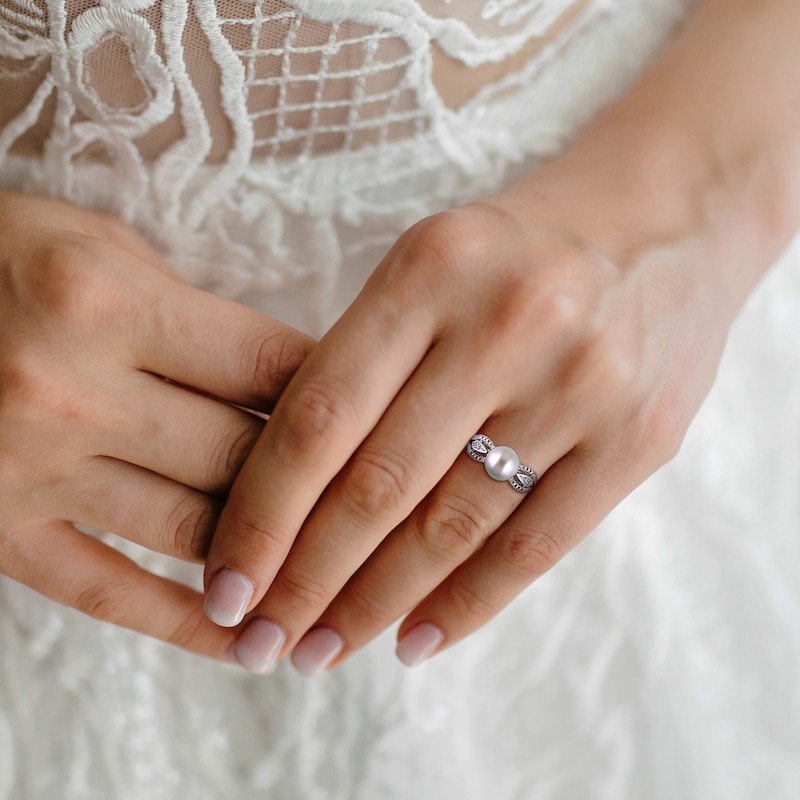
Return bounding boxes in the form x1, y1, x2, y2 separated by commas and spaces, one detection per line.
204, 189, 732, 673
0, 192, 313, 659
205, 0, 800, 674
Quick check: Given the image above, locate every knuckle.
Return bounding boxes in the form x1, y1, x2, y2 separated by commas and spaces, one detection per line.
444, 578, 495, 621
399, 210, 481, 281
339, 580, 395, 629
613, 393, 688, 471
376, 206, 504, 308
639, 400, 686, 464
209, 421, 261, 493
165, 607, 209, 650
232, 512, 288, 559
498, 527, 563, 577
416, 494, 489, 564
484, 274, 588, 356
168, 495, 219, 561
272, 568, 329, 610
342, 449, 411, 522
0, 346, 45, 413
592, 337, 637, 394
283, 378, 354, 453
73, 576, 130, 623
0, 345, 87, 424
245, 327, 313, 399
561, 329, 637, 405
37, 240, 112, 322
534, 279, 587, 336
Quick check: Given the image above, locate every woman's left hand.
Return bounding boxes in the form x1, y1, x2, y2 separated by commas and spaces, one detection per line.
203, 0, 800, 674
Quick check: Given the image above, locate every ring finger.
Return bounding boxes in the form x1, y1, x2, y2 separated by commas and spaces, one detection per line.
286, 412, 575, 674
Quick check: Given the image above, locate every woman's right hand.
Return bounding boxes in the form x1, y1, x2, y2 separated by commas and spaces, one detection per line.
0, 191, 313, 660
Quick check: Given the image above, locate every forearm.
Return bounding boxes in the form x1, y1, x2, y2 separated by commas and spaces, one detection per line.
496, 0, 800, 317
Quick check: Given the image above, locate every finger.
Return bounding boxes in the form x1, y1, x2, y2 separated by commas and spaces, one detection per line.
61, 456, 223, 562
2, 520, 236, 661
235, 342, 584, 674
393, 447, 632, 666
132, 273, 315, 412
225, 341, 496, 669
290, 414, 572, 669
98, 370, 265, 495
203, 282, 438, 625
253, 341, 494, 594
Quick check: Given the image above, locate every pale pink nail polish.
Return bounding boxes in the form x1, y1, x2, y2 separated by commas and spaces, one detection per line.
204, 568, 254, 627
235, 618, 286, 674
396, 622, 444, 668
290, 628, 344, 676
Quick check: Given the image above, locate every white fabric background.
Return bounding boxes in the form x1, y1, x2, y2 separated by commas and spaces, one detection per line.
1, 1, 799, 797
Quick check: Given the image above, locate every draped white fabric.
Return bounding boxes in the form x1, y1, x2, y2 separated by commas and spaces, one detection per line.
2, 1, 800, 798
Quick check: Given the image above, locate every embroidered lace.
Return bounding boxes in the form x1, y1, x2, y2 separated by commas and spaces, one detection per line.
2, 2, 800, 799
1, 0, 695, 328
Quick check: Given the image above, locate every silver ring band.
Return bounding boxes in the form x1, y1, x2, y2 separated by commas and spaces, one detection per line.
466, 434, 537, 494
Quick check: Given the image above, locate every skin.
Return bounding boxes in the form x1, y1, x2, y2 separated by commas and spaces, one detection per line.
202, 0, 800, 672
1, 0, 798, 672
0, 192, 313, 659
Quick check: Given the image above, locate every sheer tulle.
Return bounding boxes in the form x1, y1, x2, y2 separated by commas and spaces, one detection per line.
2, 2, 800, 798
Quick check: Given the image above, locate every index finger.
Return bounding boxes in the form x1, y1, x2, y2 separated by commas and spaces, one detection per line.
202, 273, 437, 627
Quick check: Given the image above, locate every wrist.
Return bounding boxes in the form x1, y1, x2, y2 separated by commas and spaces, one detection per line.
492, 0, 800, 321
491, 119, 757, 326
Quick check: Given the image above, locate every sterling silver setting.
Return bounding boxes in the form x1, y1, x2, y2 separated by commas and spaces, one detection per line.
466, 434, 537, 494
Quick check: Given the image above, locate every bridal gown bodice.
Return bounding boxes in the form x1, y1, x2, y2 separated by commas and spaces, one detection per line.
0, 0, 701, 331
2, 2, 800, 799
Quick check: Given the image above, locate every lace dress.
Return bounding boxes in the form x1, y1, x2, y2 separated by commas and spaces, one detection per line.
1, 1, 799, 798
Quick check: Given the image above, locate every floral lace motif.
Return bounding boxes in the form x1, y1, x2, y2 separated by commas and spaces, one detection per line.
5, 4, 800, 800
1, 0, 596, 160
0, 0, 696, 348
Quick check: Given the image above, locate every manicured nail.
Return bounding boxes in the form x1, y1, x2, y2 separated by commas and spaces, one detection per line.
234, 618, 287, 674
290, 628, 345, 677
396, 622, 444, 667
204, 568, 254, 627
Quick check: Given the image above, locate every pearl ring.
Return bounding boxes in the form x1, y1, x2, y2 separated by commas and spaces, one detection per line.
466, 434, 537, 493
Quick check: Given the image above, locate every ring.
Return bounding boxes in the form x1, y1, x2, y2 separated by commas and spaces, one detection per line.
466, 434, 537, 493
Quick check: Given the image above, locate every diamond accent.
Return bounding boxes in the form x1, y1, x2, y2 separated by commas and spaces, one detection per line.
466, 434, 494, 463
509, 464, 537, 493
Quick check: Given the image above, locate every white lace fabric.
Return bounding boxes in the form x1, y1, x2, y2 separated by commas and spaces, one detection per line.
3, 2, 800, 799
1, 0, 596, 159
0, 0, 696, 329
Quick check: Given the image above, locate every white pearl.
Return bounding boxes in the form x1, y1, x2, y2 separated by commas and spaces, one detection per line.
484, 445, 520, 481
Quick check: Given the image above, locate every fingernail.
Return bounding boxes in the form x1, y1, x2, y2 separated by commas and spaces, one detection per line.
290, 628, 345, 677
204, 568, 254, 627
396, 622, 444, 668
234, 618, 287, 674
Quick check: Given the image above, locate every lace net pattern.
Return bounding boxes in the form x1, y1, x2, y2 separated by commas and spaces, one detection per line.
0, 0, 596, 162
2, 1, 699, 325
3, 2, 800, 799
